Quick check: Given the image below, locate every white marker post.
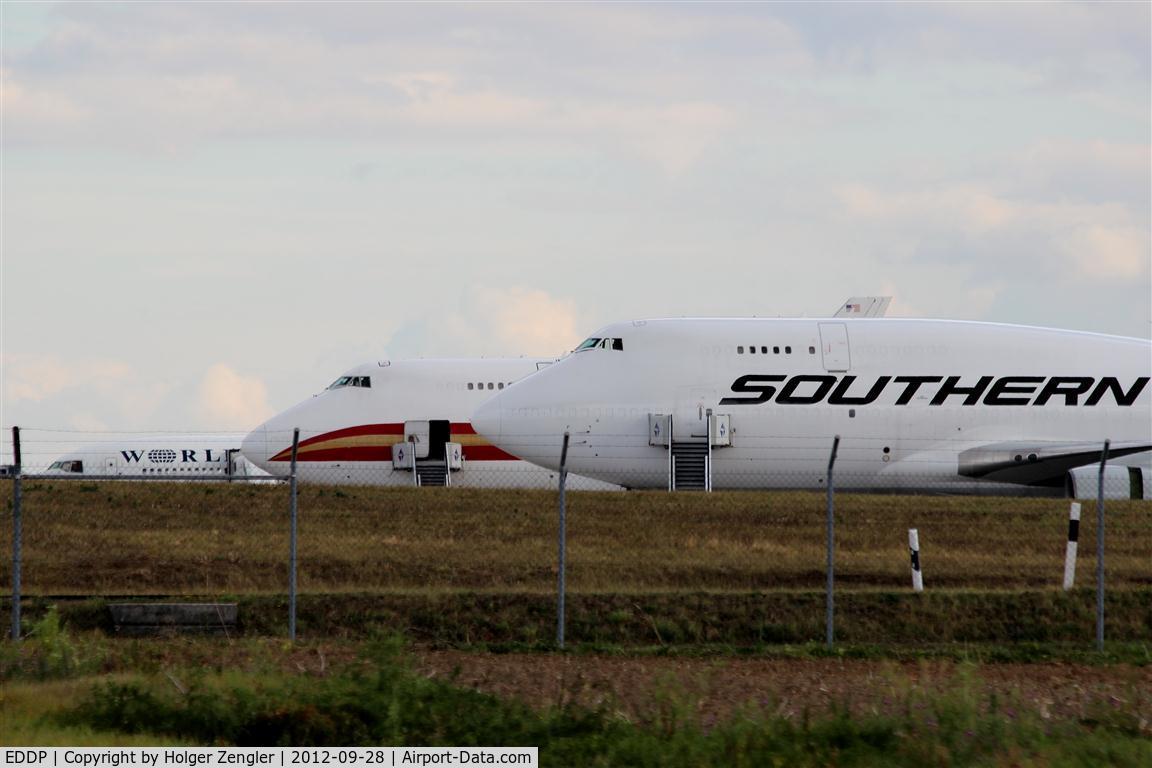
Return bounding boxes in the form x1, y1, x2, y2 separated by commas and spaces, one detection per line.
909, 528, 923, 592
1063, 502, 1081, 590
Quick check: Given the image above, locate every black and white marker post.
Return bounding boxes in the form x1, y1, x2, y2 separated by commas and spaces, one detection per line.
557, 431, 570, 650
288, 427, 300, 642
908, 528, 923, 592
1096, 439, 1110, 652
10, 427, 22, 642
825, 435, 839, 649
1063, 502, 1081, 590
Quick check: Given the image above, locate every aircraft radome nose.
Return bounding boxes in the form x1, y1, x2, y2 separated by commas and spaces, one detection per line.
471, 397, 503, 443
241, 424, 269, 469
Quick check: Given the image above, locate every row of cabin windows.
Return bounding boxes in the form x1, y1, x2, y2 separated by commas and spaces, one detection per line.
467, 381, 512, 391
737, 345, 816, 356
141, 466, 225, 473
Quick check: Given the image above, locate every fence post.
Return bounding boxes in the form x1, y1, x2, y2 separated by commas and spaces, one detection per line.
289, 428, 300, 642
826, 435, 839, 649
909, 529, 923, 592
1063, 502, 1081, 590
557, 431, 570, 649
10, 427, 22, 642
1096, 439, 1110, 652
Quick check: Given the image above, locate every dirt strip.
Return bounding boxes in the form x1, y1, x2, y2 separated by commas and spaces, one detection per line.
414, 651, 1152, 729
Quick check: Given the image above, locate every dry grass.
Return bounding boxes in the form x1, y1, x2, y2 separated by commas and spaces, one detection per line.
1, 481, 1148, 595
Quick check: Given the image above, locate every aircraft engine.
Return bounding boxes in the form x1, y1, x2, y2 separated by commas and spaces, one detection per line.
1065, 465, 1149, 500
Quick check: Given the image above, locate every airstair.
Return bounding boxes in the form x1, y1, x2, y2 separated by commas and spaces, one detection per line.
670, 442, 709, 491
392, 420, 462, 488
650, 411, 731, 492
414, 462, 449, 487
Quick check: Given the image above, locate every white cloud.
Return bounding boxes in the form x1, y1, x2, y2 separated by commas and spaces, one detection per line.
836, 182, 1145, 258
195, 364, 274, 430
3, 353, 130, 402
479, 286, 583, 355
392, 286, 586, 358
0, 67, 85, 126
1065, 226, 1150, 280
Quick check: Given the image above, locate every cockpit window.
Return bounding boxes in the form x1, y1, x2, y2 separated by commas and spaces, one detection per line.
575, 337, 623, 352
49, 460, 83, 473
327, 376, 372, 389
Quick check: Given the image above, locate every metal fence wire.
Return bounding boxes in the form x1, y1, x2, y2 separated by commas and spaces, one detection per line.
3, 427, 1149, 648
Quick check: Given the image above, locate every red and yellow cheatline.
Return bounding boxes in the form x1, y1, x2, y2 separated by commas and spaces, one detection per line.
269, 422, 516, 462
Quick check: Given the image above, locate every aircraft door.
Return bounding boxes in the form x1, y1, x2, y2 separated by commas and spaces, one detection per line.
104, 455, 118, 476
403, 421, 431, 459
427, 420, 450, 461
818, 323, 851, 372
675, 387, 715, 439
403, 420, 451, 461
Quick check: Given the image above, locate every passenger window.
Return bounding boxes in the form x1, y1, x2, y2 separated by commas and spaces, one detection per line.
750, 345, 756, 354
785, 346, 792, 354
737, 346, 744, 354
761, 346, 767, 354
498, 383, 504, 389
809, 346, 815, 354
773, 346, 780, 354
468, 383, 474, 390
488, 382, 494, 390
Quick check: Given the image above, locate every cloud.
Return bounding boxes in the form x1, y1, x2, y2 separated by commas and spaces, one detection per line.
195, 364, 274, 429
835, 181, 1147, 273
478, 286, 584, 355
386, 286, 586, 358
1065, 226, 1149, 280
3, 353, 130, 402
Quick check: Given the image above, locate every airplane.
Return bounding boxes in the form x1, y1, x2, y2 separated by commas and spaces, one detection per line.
240, 357, 619, 488
240, 300, 892, 488
470, 317, 1152, 498
38, 434, 267, 479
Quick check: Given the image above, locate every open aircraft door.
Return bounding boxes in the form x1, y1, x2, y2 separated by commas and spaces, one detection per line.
818, 323, 851, 372
403, 420, 452, 461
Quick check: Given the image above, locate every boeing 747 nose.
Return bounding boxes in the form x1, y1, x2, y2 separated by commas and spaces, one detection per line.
470, 396, 503, 444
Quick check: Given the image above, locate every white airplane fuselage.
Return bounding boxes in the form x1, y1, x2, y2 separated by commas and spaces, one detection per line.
471, 319, 1152, 496
241, 358, 619, 489
39, 434, 263, 479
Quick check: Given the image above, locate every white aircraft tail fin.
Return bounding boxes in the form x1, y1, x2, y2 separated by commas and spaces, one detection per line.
833, 296, 892, 318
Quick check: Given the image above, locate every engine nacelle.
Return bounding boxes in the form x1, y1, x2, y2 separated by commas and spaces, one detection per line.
1066, 465, 1149, 500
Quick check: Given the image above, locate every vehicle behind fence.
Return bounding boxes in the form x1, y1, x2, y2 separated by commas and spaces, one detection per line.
3, 428, 1149, 648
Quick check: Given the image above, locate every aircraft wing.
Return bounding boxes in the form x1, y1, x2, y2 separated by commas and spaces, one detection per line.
833, 297, 892, 318
957, 441, 1151, 487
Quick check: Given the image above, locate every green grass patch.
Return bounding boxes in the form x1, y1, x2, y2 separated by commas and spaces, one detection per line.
38, 640, 1151, 766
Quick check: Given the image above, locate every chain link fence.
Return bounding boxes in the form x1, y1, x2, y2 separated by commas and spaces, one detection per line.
3, 427, 1149, 647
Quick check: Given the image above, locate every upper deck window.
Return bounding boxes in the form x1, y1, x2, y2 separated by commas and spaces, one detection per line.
576, 337, 623, 352
327, 376, 372, 390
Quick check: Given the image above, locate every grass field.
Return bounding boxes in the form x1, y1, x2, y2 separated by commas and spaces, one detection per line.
2, 481, 1149, 595
2, 484, 1150, 758
1, 624, 1149, 763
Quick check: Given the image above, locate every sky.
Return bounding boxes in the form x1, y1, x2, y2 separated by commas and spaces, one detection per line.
2, 2, 1149, 452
